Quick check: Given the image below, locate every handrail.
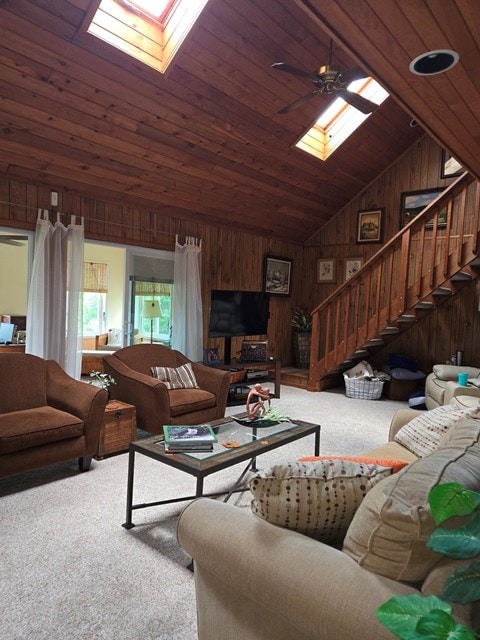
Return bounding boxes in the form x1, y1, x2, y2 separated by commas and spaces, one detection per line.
309, 172, 479, 390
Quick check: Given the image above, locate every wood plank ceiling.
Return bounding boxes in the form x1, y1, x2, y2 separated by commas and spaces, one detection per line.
0, 0, 476, 244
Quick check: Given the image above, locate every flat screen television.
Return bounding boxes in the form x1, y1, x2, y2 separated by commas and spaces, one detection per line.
208, 290, 270, 364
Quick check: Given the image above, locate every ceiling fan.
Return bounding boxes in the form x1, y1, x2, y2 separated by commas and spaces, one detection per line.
0, 235, 28, 246
272, 40, 379, 115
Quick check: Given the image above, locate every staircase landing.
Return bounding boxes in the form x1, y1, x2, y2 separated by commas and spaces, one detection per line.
280, 367, 309, 390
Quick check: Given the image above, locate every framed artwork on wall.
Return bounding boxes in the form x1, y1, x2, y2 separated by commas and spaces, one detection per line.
317, 258, 335, 283
356, 208, 384, 244
344, 257, 363, 281
399, 188, 445, 228
441, 149, 463, 179
264, 255, 292, 296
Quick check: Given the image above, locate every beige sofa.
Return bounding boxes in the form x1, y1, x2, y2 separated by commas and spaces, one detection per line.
0, 353, 108, 478
177, 408, 480, 639
425, 363, 480, 409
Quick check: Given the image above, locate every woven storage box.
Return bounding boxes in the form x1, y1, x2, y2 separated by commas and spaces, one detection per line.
344, 374, 384, 400
241, 340, 267, 362
97, 400, 137, 458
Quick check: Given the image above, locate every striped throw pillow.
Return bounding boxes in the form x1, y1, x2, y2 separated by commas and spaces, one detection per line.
151, 363, 199, 389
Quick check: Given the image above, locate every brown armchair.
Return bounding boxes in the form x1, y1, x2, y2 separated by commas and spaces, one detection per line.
102, 344, 231, 434
0, 353, 108, 479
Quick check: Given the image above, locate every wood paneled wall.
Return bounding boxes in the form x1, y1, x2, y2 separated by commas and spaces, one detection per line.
299, 135, 480, 372
1, 132, 478, 374
0, 176, 303, 365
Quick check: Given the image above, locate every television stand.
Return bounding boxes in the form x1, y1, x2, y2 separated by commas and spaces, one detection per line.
222, 358, 281, 405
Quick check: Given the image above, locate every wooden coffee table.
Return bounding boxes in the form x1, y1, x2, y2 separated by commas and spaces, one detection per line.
122, 414, 320, 529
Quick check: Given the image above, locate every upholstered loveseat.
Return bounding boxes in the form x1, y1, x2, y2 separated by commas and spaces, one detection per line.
0, 353, 108, 478
178, 406, 480, 639
425, 363, 480, 409
103, 344, 230, 434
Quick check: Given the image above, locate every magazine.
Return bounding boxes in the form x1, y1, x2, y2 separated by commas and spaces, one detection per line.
162, 424, 217, 446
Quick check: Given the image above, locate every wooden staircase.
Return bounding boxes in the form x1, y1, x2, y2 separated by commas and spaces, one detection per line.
308, 173, 480, 391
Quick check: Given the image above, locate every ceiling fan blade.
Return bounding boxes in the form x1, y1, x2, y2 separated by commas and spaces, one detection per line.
336, 89, 379, 114
337, 65, 369, 86
271, 62, 313, 79
0, 234, 28, 246
278, 91, 318, 114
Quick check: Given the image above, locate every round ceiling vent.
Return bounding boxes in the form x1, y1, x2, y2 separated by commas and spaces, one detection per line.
409, 49, 459, 76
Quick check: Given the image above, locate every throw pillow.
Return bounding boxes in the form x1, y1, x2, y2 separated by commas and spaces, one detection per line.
151, 362, 199, 390
249, 460, 392, 545
343, 417, 480, 583
297, 455, 409, 474
393, 404, 480, 457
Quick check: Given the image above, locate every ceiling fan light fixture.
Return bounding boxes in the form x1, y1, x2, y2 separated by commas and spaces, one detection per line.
409, 49, 459, 76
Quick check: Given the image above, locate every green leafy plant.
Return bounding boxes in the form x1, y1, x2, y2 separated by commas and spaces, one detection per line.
89, 371, 116, 389
376, 482, 480, 639
291, 305, 312, 332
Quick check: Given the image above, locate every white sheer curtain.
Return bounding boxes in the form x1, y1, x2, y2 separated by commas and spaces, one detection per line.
26, 209, 84, 378
171, 235, 203, 361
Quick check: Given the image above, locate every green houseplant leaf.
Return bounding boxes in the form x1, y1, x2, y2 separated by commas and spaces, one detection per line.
376, 594, 451, 639
443, 562, 480, 604
427, 512, 480, 559
415, 609, 476, 640
429, 483, 480, 525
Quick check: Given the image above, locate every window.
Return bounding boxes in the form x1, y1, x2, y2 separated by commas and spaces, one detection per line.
295, 78, 389, 161
83, 262, 107, 335
85, 0, 209, 74
133, 280, 172, 344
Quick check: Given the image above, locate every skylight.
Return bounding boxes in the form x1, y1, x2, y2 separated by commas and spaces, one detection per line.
295, 78, 389, 161
85, 0, 209, 74
123, 0, 174, 23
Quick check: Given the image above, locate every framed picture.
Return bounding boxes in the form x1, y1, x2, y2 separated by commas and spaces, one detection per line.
317, 258, 335, 283
400, 188, 445, 229
441, 149, 463, 179
356, 208, 384, 244
344, 257, 364, 281
203, 347, 220, 366
264, 255, 292, 296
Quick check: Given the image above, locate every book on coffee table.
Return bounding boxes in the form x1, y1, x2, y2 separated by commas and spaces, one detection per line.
162, 424, 217, 447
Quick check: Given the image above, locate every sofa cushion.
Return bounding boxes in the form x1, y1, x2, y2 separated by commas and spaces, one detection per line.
393, 404, 478, 457
168, 389, 216, 416
297, 455, 409, 474
342, 417, 480, 582
0, 353, 47, 414
249, 460, 393, 545
151, 363, 199, 389
0, 407, 85, 454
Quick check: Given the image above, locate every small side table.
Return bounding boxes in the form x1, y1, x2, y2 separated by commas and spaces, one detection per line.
96, 400, 137, 459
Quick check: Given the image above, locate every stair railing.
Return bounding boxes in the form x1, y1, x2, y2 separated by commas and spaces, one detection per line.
309, 173, 480, 390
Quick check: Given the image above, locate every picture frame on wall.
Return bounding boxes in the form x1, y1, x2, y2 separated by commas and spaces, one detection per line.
399, 188, 445, 229
356, 208, 384, 244
317, 258, 335, 283
344, 258, 364, 281
441, 149, 463, 179
264, 255, 292, 296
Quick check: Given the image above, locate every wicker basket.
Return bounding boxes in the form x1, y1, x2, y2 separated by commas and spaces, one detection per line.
344, 374, 384, 400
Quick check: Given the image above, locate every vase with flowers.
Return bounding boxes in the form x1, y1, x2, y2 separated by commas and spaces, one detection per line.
89, 371, 116, 399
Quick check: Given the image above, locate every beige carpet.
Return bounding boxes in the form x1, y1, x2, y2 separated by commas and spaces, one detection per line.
0, 385, 409, 640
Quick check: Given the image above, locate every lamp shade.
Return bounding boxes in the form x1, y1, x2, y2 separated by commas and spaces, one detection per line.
143, 300, 162, 319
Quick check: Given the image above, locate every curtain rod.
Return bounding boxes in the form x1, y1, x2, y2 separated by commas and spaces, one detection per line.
0, 199, 180, 238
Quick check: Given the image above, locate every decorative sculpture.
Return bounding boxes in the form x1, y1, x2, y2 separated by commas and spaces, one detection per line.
245, 383, 271, 420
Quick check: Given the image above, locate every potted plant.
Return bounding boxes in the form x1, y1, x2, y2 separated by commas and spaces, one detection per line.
376, 482, 480, 639
292, 305, 312, 369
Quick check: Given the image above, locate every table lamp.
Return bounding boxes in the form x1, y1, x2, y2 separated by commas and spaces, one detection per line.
143, 300, 161, 344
